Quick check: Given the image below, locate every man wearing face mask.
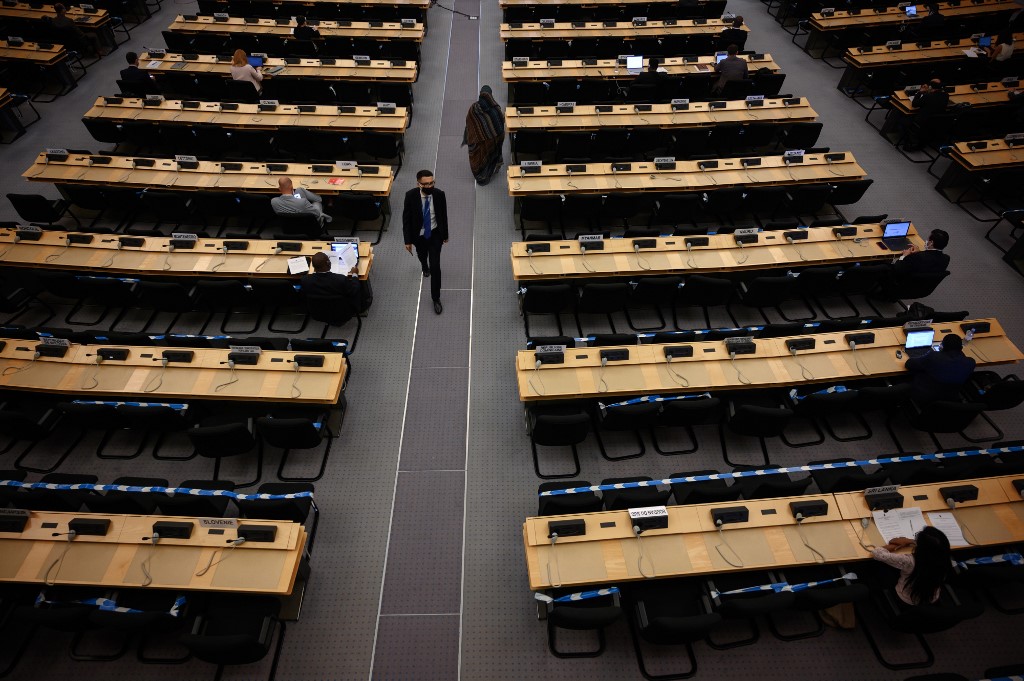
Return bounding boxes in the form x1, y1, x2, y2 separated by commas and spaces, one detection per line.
403, 170, 449, 314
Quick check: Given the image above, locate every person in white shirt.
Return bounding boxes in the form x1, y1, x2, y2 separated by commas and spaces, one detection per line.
230, 49, 263, 93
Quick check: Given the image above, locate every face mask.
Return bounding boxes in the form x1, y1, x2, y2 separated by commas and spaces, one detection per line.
421, 186, 434, 195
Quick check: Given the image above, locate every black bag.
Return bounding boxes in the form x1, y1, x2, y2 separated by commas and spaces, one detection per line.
897, 301, 935, 321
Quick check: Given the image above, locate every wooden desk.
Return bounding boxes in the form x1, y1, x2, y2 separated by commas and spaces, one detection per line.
167, 15, 425, 41
523, 494, 864, 590
809, 0, 1018, 32
502, 54, 781, 82
515, 318, 1022, 401
0, 340, 347, 404
0, 37, 67, 65
0, 511, 304, 594
510, 223, 923, 280
890, 81, 1022, 114
948, 139, 1024, 171
523, 475, 1024, 589
82, 97, 409, 134
506, 98, 817, 133
501, 0, 703, 6
0, 1, 111, 28
500, 18, 747, 40
842, 34, 1024, 69
231, 0, 429, 6
0, 228, 374, 280
835, 475, 1024, 548
506, 152, 866, 196
139, 51, 417, 83
23, 153, 394, 197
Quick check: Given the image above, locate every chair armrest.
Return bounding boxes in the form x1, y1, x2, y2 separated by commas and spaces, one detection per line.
635, 600, 650, 629
257, 615, 276, 646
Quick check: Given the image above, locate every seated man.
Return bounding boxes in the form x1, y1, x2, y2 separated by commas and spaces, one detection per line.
293, 16, 320, 41
120, 51, 152, 83
905, 79, 949, 150
894, 228, 950, 276
904, 333, 976, 403
632, 56, 667, 88
300, 252, 359, 301
712, 44, 748, 94
719, 16, 747, 49
271, 176, 332, 227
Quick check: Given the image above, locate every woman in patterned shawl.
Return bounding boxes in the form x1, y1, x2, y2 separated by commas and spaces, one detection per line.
462, 85, 505, 185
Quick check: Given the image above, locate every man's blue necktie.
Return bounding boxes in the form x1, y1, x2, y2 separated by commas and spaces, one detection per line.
422, 196, 432, 239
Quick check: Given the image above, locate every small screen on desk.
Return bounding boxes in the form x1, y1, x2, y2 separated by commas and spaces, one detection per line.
247, 56, 264, 68
905, 328, 935, 349
882, 222, 910, 238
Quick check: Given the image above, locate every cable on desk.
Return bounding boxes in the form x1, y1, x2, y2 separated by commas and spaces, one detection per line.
144, 357, 168, 393
546, 533, 562, 587
855, 517, 877, 551
290, 361, 303, 398
633, 525, 655, 578
44, 530, 77, 586
849, 341, 869, 376
254, 246, 283, 273
140, 533, 160, 586
597, 356, 609, 393
634, 243, 651, 270
2, 351, 40, 376
195, 537, 246, 576
579, 244, 597, 273
834, 234, 856, 257
735, 240, 749, 265
946, 500, 980, 546
162, 243, 175, 270
99, 241, 121, 268
210, 245, 229, 272
665, 356, 690, 386
685, 242, 698, 269
790, 347, 815, 381
81, 354, 102, 390
965, 340, 991, 363
787, 235, 808, 261
794, 514, 826, 563
714, 521, 744, 567
699, 163, 718, 185
214, 360, 239, 392
528, 359, 546, 395
730, 351, 751, 385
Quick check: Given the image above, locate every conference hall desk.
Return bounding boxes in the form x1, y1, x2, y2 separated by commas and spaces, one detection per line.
510, 222, 922, 280
500, 18, 747, 41
505, 152, 866, 197
522, 475, 1024, 590
197, 0, 431, 22
935, 138, 1024, 191
166, 14, 425, 41
888, 80, 1022, 115
138, 51, 417, 83
838, 34, 1024, 93
0, 229, 374, 281
0, 511, 305, 595
502, 54, 781, 83
0, 340, 347, 404
0, 39, 76, 94
505, 98, 818, 133
500, 0, 715, 7
22, 153, 394, 199
802, 0, 1019, 55
0, 2, 119, 49
82, 97, 410, 135
514, 317, 1022, 401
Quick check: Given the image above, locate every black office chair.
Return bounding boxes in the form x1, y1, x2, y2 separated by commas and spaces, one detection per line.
732, 275, 815, 324
960, 372, 1024, 442
6, 193, 80, 229
651, 396, 726, 456
722, 399, 795, 467
769, 566, 869, 641
527, 405, 592, 479
783, 384, 870, 447
179, 594, 286, 681
255, 412, 335, 482
899, 400, 986, 453
16, 473, 98, 512
82, 589, 192, 665
236, 482, 319, 554
676, 275, 736, 329
670, 469, 742, 505
537, 480, 602, 516
543, 589, 622, 658
517, 195, 563, 239
593, 401, 660, 461
601, 476, 672, 511
626, 276, 682, 332
158, 479, 236, 518
193, 279, 263, 335
0, 401, 62, 467
808, 457, 889, 493
186, 417, 262, 489
520, 283, 575, 338
575, 282, 631, 336
83, 476, 168, 515
732, 465, 812, 499
304, 293, 362, 349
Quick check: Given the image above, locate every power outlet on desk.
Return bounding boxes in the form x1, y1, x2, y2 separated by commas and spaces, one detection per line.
664, 345, 693, 359
711, 506, 749, 526
684, 237, 709, 248
0, 509, 29, 533
725, 337, 756, 355
293, 354, 325, 367
535, 351, 564, 365
237, 524, 277, 542
939, 484, 979, 504
786, 338, 815, 352
783, 230, 808, 242
547, 519, 586, 538
227, 351, 260, 365
632, 239, 657, 250
599, 348, 630, 362
69, 517, 111, 536
36, 344, 69, 358
790, 500, 829, 519
833, 226, 857, 238
844, 332, 875, 346
152, 520, 193, 539
97, 347, 129, 361
162, 350, 194, 363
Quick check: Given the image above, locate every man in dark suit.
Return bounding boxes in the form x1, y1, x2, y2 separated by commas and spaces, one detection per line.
120, 52, 152, 84
632, 56, 666, 87
905, 78, 949, 149
719, 16, 747, 49
403, 169, 449, 314
894, 228, 950, 276
712, 44, 748, 94
915, 3, 946, 40
293, 16, 320, 41
300, 252, 359, 301
905, 333, 976, 403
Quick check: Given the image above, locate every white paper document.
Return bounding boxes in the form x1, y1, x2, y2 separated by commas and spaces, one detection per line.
328, 243, 358, 274
287, 256, 308, 275
872, 507, 927, 544
926, 511, 970, 547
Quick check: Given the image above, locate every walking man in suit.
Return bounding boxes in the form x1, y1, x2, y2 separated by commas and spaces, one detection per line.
403, 169, 449, 315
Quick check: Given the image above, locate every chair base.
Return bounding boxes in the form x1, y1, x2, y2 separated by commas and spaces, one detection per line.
855, 602, 934, 671
627, 619, 698, 681
593, 427, 646, 462
650, 425, 699, 456
547, 621, 606, 658
531, 441, 581, 480
274, 435, 334, 483
765, 608, 825, 641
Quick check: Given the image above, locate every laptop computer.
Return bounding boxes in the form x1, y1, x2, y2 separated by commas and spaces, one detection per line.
978, 36, 992, 47
880, 221, 912, 250
904, 328, 936, 358
905, 5, 917, 16
329, 241, 358, 275
247, 55, 264, 68
715, 52, 728, 64
626, 55, 643, 75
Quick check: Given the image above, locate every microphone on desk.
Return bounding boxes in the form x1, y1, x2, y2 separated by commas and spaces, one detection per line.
51, 530, 78, 539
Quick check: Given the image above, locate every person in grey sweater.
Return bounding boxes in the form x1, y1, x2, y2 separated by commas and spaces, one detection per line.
271, 177, 332, 226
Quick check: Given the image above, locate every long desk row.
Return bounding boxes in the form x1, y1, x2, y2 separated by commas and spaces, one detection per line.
841, 33, 1024, 70
506, 97, 818, 132
505, 152, 866, 196
808, 0, 1019, 32
22, 153, 394, 197
888, 80, 1022, 115
502, 53, 781, 82
500, 18, 747, 40
0, 510, 304, 594
0, 229, 374, 280
139, 50, 417, 83
510, 222, 922, 280
514, 318, 1023, 400
524, 475, 1024, 589
0, 339, 347, 404
83, 97, 410, 134
166, 14, 425, 41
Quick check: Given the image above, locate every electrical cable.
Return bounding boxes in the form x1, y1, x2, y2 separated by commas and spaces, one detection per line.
2, 351, 40, 376
44, 240, 70, 263
714, 521, 744, 567
849, 341, 869, 376
44, 530, 77, 585
785, 160, 797, 181
528, 359, 546, 395
633, 525, 655, 578
665, 356, 690, 386
794, 514, 826, 563
546, 533, 562, 587
526, 248, 541, 274
685, 242, 698, 269
210, 245, 229, 272
946, 500, 979, 546
730, 351, 751, 385
291, 361, 303, 398
735, 240, 749, 264
700, 163, 718, 185
214, 360, 238, 392
835, 234, 856, 257
597, 356, 609, 393
0, 234, 22, 259
579, 244, 596, 273
162, 242, 175, 270
144, 357, 168, 393
855, 516, 877, 551
965, 338, 991, 363
99, 241, 121, 268
787, 235, 808, 261
140, 533, 159, 586
790, 347, 815, 381
195, 537, 246, 576
81, 354, 102, 389
634, 243, 651, 270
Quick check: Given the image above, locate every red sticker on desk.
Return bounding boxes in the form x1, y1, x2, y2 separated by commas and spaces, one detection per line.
327, 177, 346, 186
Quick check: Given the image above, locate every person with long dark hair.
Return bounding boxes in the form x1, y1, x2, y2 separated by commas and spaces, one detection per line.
871, 526, 952, 605
462, 85, 505, 185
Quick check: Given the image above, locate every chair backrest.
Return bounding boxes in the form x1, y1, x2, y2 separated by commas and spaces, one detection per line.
7, 193, 59, 223
911, 401, 985, 433
304, 293, 359, 326
255, 417, 321, 449
729, 403, 794, 436
532, 411, 591, 446
979, 376, 1024, 409
680, 275, 733, 305
523, 284, 575, 313
187, 422, 256, 457
538, 481, 602, 515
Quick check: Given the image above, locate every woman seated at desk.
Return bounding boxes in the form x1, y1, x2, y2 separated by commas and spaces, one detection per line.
231, 49, 264, 94
871, 526, 952, 605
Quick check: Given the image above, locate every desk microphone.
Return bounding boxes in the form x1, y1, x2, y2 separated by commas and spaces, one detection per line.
211, 244, 229, 272
786, 234, 808, 261
82, 353, 103, 389
2, 350, 40, 376
729, 350, 751, 385
633, 242, 651, 270
847, 340, 869, 376
793, 512, 826, 563
44, 529, 78, 585
255, 245, 283, 272
140, 532, 160, 586
597, 355, 609, 392
99, 240, 122, 268
632, 524, 655, 578
945, 497, 979, 545
0, 233, 22, 259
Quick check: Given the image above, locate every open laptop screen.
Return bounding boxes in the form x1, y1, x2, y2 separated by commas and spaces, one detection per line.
715, 52, 728, 64
626, 55, 643, 71
905, 328, 935, 349
883, 221, 911, 238
247, 56, 264, 68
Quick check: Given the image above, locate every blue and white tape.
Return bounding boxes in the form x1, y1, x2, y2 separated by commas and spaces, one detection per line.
711, 581, 789, 599
956, 553, 1024, 570
71, 401, 188, 410
36, 592, 186, 616
601, 393, 712, 410
538, 446, 1024, 497
534, 587, 619, 603
0, 480, 313, 501
789, 385, 849, 403
786, 573, 858, 593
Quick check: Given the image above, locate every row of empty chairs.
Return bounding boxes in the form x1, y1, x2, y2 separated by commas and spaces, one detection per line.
162, 31, 420, 61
